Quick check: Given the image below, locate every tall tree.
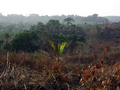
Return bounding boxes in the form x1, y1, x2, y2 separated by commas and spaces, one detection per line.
0, 39, 4, 49
47, 19, 60, 27
92, 14, 98, 18
4, 32, 9, 43
63, 17, 75, 25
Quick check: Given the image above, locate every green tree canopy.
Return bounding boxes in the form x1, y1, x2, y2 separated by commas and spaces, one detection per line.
51, 33, 86, 43
4, 32, 9, 43
63, 17, 75, 25
11, 31, 39, 52
47, 19, 60, 27
0, 39, 4, 48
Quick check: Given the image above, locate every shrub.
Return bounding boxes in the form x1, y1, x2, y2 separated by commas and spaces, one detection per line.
11, 31, 39, 52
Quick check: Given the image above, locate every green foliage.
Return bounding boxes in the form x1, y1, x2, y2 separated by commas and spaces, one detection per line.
4, 32, 9, 38
0, 39, 5, 50
100, 31, 104, 35
11, 31, 39, 52
76, 41, 84, 46
63, 17, 75, 25
58, 42, 67, 57
0, 39, 4, 45
95, 25, 101, 30
4, 32, 9, 43
51, 33, 86, 43
34, 51, 40, 57
48, 41, 67, 57
48, 40, 55, 51
110, 46, 120, 51
115, 35, 119, 38
36, 22, 45, 31
3, 43, 11, 50
47, 19, 60, 27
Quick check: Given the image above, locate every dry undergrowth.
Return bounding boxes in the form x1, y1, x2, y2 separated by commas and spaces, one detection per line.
0, 51, 120, 90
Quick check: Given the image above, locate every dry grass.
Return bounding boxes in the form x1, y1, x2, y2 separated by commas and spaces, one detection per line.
0, 47, 120, 90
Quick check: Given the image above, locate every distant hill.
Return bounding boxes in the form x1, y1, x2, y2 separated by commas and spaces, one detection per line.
105, 16, 120, 22
0, 13, 109, 25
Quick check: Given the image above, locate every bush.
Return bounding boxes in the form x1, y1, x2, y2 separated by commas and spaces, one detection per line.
3, 43, 11, 50
11, 31, 39, 52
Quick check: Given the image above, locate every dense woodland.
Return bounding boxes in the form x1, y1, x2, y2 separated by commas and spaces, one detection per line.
0, 14, 120, 89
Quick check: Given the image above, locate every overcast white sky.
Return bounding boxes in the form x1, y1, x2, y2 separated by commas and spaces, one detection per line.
0, 0, 120, 16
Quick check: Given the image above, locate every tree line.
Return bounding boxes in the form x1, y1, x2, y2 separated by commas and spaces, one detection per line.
0, 13, 109, 26
0, 18, 86, 52
1, 16, 119, 53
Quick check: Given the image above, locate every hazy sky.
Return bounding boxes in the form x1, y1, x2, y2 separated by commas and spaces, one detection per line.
0, 0, 120, 16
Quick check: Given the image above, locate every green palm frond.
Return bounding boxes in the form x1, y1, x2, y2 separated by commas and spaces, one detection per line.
58, 42, 67, 57
48, 40, 55, 51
